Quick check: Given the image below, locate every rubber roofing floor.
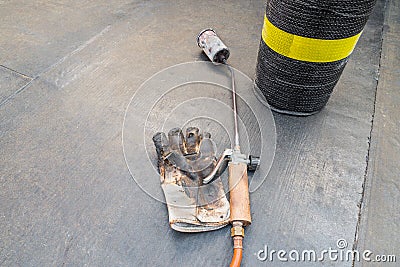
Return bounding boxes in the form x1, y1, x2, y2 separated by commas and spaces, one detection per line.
0, 0, 398, 266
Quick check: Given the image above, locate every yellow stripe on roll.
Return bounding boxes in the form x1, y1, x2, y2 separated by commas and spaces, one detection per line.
262, 15, 361, 63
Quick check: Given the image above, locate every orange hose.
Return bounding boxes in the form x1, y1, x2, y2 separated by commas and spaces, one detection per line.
230, 236, 243, 267
230, 248, 243, 267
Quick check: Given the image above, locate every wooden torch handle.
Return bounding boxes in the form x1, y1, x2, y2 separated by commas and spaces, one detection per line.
228, 162, 252, 225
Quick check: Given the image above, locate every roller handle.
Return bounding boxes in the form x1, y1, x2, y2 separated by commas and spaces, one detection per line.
228, 162, 252, 226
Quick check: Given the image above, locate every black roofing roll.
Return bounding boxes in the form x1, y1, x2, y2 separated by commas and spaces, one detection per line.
255, 0, 376, 115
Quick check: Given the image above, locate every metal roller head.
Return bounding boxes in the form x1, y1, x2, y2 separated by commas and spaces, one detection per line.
197, 28, 230, 63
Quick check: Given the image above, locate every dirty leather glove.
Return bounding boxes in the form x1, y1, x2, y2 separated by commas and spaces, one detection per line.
153, 127, 230, 232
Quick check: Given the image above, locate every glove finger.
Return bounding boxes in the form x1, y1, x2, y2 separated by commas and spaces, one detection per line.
185, 127, 201, 154
168, 128, 186, 154
165, 151, 192, 172
192, 132, 216, 177
199, 132, 216, 158
152, 132, 170, 160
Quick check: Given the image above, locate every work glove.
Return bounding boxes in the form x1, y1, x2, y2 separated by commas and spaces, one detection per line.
153, 127, 230, 232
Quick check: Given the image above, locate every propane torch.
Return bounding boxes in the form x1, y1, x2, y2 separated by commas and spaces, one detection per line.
197, 29, 259, 267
